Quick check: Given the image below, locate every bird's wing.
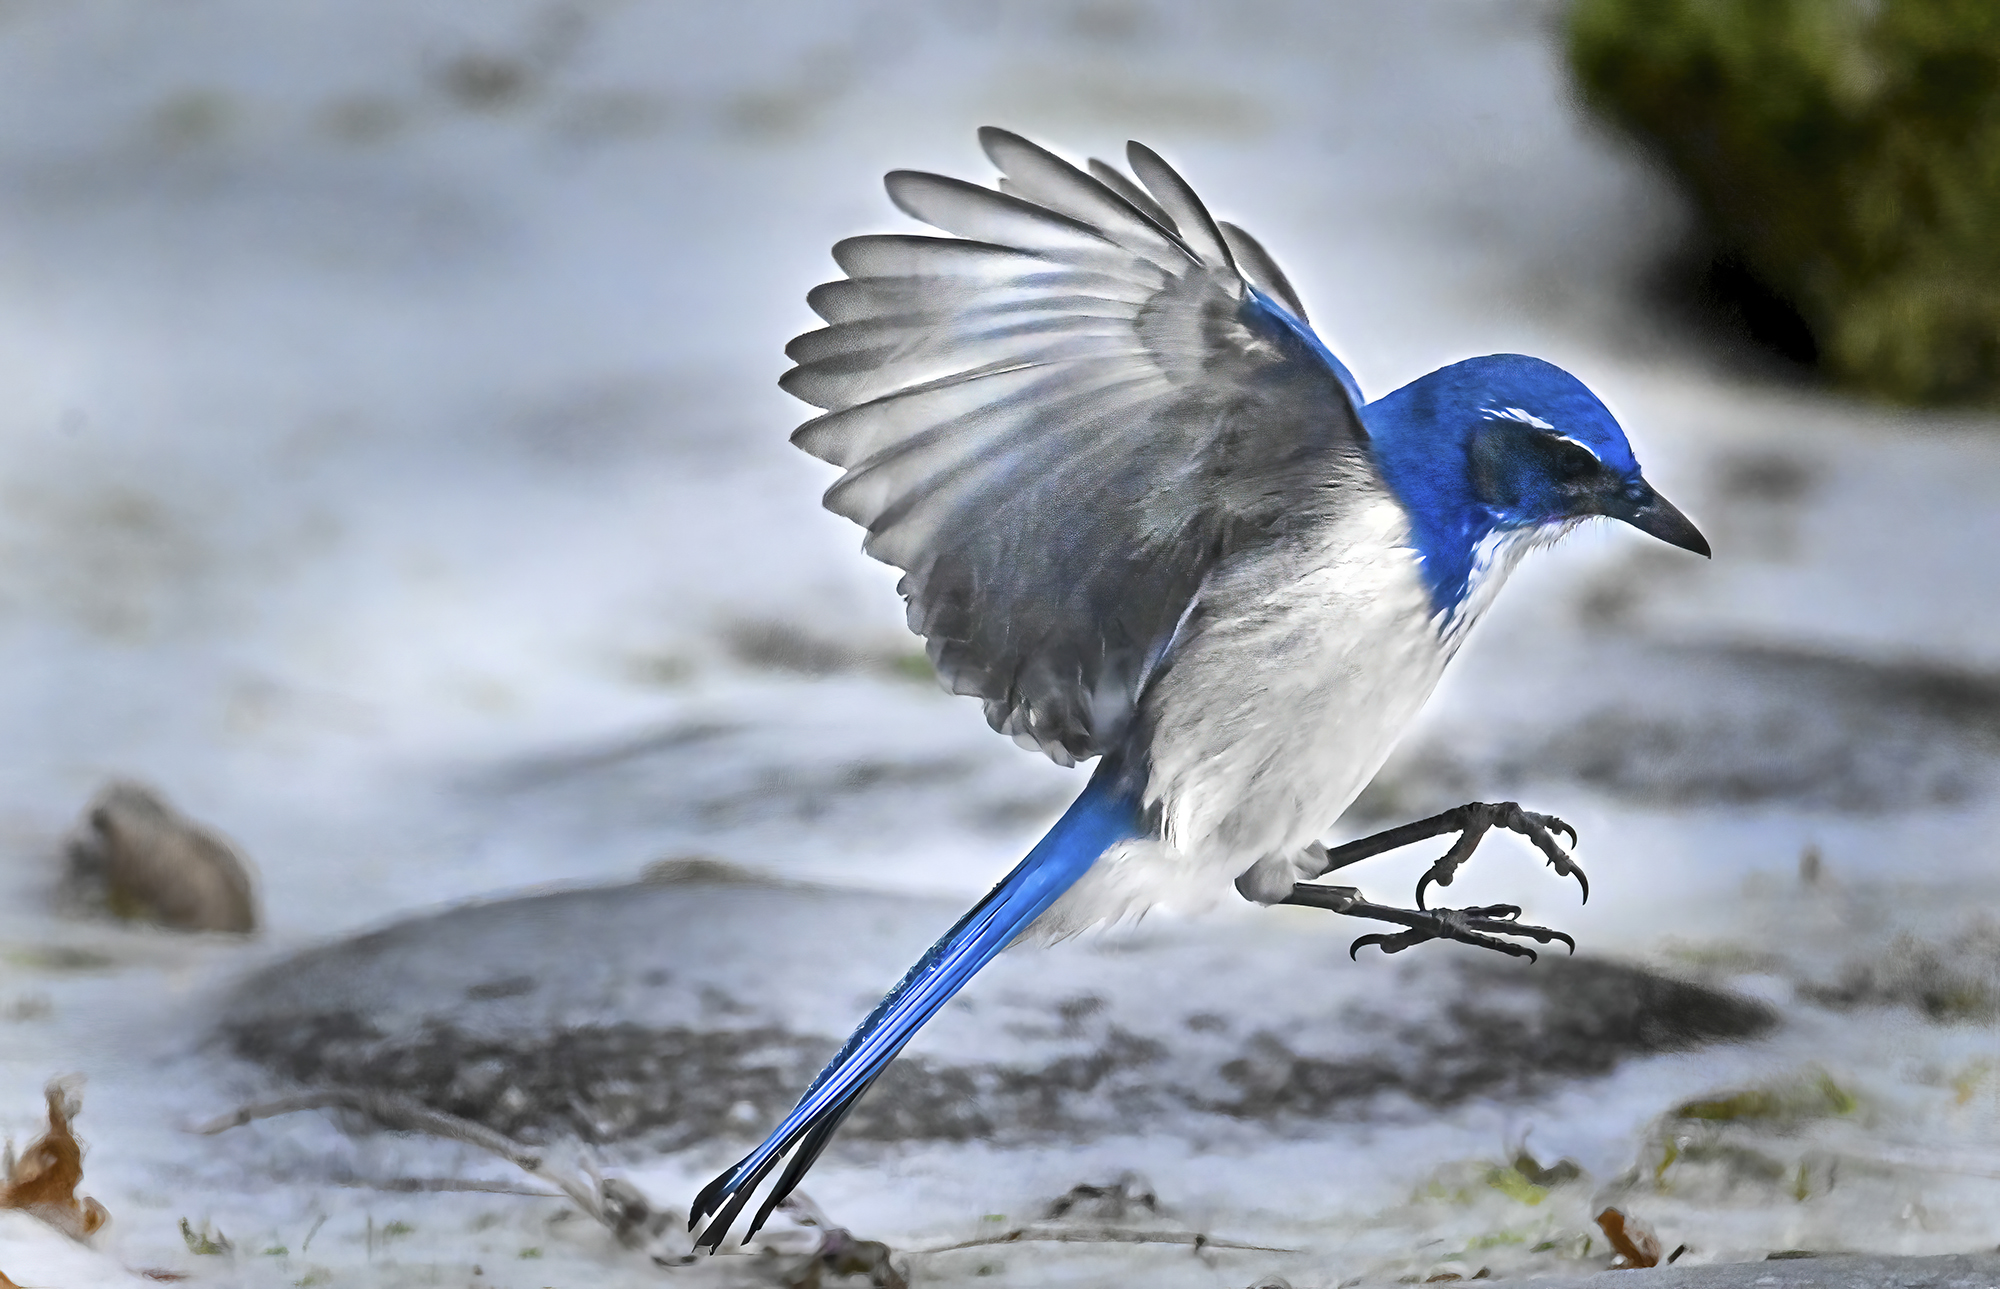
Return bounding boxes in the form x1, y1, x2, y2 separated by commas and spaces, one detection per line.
784, 129, 1372, 765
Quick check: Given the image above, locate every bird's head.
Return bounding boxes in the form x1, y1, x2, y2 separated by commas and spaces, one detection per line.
1362, 353, 1708, 621
1367, 353, 1709, 560
1458, 357, 1708, 556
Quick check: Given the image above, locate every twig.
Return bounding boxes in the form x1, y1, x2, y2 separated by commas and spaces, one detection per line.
335, 1178, 565, 1197
200, 1089, 914, 1278
194, 1092, 541, 1171
918, 1225, 1300, 1255
193, 1090, 692, 1262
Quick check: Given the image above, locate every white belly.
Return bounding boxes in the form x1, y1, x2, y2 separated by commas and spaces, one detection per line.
1028, 495, 1462, 941
1145, 495, 1448, 862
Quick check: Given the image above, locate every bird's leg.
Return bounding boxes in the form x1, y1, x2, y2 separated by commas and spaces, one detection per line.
1280, 882, 1575, 963
1301, 802, 1585, 908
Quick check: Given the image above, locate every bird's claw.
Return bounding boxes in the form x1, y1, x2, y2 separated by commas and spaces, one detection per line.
1349, 927, 1540, 961
1347, 903, 1575, 963
1410, 803, 1587, 909
1512, 807, 1587, 903
1283, 884, 1576, 963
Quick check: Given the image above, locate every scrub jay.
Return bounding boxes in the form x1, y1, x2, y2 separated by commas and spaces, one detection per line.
692, 129, 1709, 1247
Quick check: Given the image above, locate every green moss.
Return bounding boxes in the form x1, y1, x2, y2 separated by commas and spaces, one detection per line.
1569, 0, 2000, 403
1671, 1071, 1858, 1124
180, 1217, 233, 1256
1484, 1166, 1551, 1206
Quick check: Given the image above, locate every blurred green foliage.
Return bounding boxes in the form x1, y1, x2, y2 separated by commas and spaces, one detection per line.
1569, 0, 2000, 403
1670, 1070, 1857, 1124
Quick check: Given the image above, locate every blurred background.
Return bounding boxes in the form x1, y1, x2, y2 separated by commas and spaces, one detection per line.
2, 1, 1998, 1285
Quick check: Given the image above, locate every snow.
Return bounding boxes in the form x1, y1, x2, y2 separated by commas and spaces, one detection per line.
2, 0, 1999, 1285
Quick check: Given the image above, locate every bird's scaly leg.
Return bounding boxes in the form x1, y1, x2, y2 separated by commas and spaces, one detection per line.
1280, 883, 1575, 963
1303, 801, 1585, 908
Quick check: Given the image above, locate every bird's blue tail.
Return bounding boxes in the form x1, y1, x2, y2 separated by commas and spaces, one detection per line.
688, 759, 1141, 1249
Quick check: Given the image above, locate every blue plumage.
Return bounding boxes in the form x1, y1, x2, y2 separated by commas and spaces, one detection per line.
1363, 354, 1701, 614
690, 760, 1141, 1244
690, 129, 1707, 1249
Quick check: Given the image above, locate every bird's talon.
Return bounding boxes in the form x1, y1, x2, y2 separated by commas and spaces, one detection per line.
1297, 884, 1574, 963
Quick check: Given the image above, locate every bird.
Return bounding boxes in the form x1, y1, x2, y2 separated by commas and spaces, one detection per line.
689, 128, 1709, 1249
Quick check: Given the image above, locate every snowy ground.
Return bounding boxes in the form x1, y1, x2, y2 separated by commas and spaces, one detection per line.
2, 1, 2000, 1285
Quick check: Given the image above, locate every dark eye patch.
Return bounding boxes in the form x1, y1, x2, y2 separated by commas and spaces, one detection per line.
1469, 422, 1606, 513
1511, 431, 1600, 484
1545, 435, 1601, 481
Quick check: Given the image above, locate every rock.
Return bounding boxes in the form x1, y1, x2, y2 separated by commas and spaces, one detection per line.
217, 870, 1773, 1152
61, 781, 258, 933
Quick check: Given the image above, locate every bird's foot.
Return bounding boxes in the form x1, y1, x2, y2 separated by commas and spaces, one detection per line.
1308, 801, 1585, 909
1413, 802, 1582, 909
1280, 882, 1576, 963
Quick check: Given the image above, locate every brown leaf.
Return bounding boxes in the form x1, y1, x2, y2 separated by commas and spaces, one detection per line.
1595, 1207, 1661, 1269
2, 1080, 109, 1240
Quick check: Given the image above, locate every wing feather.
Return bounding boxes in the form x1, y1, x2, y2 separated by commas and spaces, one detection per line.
883, 173, 1163, 282
977, 127, 1193, 268
807, 277, 1149, 325
786, 132, 1370, 763
1126, 141, 1235, 270
1088, 158, 1179, 234
1218, 221, 1309, 324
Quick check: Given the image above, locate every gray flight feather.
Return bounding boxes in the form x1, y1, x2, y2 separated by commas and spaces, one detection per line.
1087, 158, 1178, 234
785, 130, 1369, 764
1218, 221, 1309, 324
1125, 141, 1235, 270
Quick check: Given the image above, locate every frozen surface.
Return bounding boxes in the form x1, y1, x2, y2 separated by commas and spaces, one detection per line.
1, 0, 1999, 1285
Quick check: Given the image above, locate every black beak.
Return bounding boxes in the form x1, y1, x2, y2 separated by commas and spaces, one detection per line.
1605, 481, 1711, 557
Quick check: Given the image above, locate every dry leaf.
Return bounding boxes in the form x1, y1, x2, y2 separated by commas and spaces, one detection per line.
2, 1079, 109, 1240
1594, 1207, 1661, 1269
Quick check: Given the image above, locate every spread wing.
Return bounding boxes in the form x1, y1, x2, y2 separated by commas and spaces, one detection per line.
783, 128, 1371, 765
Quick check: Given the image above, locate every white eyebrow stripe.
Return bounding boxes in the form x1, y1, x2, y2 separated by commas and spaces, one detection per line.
1482, 405, 1555, 430
1549, 432, 1603, 462
1481, 407, 1605, 461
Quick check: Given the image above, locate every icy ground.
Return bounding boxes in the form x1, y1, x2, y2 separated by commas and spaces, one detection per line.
2, 0, 2000, 1285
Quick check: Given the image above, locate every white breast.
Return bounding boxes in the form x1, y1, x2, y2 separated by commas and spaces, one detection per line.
1145, 493, 1450, 861
1028, 495, 1473, 942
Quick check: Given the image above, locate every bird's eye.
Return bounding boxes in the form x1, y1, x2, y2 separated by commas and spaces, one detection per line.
1546, 436, 1599, 481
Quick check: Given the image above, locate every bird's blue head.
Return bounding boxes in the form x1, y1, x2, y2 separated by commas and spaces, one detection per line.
1362, 354, 1709, 616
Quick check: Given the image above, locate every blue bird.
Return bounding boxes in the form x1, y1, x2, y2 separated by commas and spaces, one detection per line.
690, 129, 1708, 1248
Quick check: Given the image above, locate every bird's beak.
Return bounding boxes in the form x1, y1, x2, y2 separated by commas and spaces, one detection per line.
1604, 481, 1711, 558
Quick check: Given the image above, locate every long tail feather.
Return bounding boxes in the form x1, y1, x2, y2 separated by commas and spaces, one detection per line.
688, 759, 1141, 1249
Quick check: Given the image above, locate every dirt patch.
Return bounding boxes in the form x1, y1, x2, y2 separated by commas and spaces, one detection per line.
220, 875, 1773, 1150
